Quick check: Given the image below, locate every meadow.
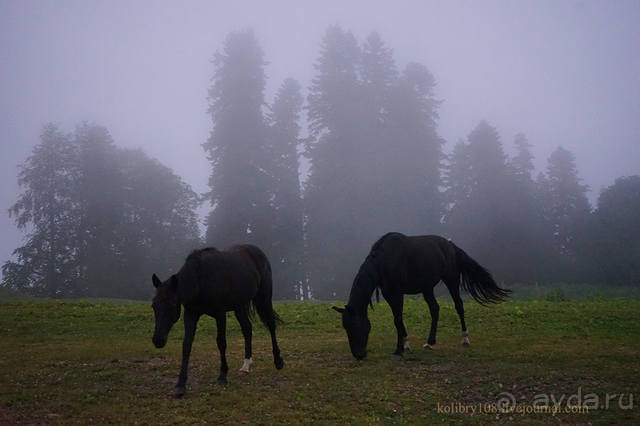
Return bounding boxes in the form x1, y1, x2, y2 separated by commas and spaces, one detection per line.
1, 296, 638, 424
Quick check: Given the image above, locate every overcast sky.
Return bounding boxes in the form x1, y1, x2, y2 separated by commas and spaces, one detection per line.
1, 0, 639, 270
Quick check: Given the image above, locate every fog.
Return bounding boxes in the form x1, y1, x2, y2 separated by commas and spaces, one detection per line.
1, 0, 639, 292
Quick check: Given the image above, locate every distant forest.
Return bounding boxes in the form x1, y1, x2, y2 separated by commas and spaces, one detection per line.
3, 27, 639, 300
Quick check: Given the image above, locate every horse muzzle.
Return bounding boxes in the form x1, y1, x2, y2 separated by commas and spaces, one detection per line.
152, 335, 167, 348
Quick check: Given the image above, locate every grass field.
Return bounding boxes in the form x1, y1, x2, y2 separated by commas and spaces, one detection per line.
1, 297, 638, 424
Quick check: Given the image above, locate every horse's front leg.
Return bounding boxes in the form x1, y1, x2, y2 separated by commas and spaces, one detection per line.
388, 297, 408, 357
215, 314, 229, 385
175, 309, 199, 397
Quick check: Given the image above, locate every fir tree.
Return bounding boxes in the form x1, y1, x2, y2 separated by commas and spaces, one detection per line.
203, 30, 272, 250
267, 78, 305, 299
2, 124, 77, 296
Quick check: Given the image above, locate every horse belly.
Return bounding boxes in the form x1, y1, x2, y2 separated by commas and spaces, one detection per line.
405, 264, 442, 294
198, 281, 258, 312
220, 286, 258, 309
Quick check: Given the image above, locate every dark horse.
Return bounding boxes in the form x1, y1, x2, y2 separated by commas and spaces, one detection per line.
333, 232, 511, 359
151, 245, 284, 397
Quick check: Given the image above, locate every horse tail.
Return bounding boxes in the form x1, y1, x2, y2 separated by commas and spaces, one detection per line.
243, 245, 283, 328
453, 243, 511, 305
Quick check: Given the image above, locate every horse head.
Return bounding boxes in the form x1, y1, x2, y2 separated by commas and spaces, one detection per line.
151, 273, 181, 348
333, 305, 371, 360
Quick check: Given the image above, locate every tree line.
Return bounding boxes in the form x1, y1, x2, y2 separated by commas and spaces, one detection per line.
2, 123, 200, 299
3, 27, 639, 299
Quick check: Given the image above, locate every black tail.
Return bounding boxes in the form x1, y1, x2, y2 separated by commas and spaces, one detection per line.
242, 245, 283, 328
453, 243, 511, 305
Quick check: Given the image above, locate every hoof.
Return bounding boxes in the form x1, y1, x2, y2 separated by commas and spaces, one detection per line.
173, 386, 185, 398
216, 377, 228, 386
275, 358, 285, 370
403, 338, 411, 352
423, 342, 435, 350
239, 358, 253, 373
462, 331, 470, 347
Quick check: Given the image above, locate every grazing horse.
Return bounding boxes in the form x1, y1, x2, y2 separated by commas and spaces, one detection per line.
152, 245, 284, 397
333, 232, 511, 359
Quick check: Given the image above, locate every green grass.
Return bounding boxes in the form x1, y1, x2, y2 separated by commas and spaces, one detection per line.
0, 298, 638, 424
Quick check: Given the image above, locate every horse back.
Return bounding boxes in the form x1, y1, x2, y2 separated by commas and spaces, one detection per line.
178, 246, 265, 313
227, 244, 270, 277
375, 234, 455, 294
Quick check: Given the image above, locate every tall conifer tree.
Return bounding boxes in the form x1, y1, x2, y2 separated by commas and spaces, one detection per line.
267, 78, 305, 299
203, 30, 272, 249
304, 26, 363, 299
3, 124, 77, 296
544, 147, 591, 259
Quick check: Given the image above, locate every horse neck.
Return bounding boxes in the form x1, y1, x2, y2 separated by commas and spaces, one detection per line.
347, 261, 376, 315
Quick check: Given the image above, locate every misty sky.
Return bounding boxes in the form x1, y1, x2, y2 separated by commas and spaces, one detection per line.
1, 0, 639, 271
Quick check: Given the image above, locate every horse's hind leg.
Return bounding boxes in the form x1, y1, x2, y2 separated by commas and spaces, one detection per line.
254, 293, 284, 370
215, 314, 229, 385
267, 319, 284, 370
445, 277, 469, 347
234, 309, 253, 373
422, 287, 440, 349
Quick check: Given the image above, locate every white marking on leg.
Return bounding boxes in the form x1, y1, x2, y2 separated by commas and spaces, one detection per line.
461, 330, 470, 346
403, 336, 411, 352
239, 357, 253, 373
423, 342, 434, 349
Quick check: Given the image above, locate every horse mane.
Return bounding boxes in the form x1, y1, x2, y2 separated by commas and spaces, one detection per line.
350, 242, 388, 311
370, 232, 403, 254
363, 232, 404, 307
176, 247, 219, 303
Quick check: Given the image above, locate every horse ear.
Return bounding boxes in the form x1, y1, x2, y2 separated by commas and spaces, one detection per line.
152, 273, 162, 288
332, 306, 345, 314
